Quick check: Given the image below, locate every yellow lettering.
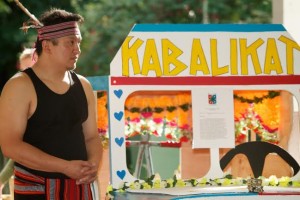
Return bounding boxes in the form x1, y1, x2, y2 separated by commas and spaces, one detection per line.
211, 39, 228, 76
162, 39, 187, 76
122, 36, 143, 76
240, 38, 264, 75
141, 39, 162, 76
190, 39, 210, 75
278, 35, 300, 74
264, 38, 282, 74
230, 39, 238, 75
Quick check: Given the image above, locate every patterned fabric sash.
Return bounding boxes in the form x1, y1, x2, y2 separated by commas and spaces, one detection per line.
37, 21, 80, 41
14, 166, 93, 200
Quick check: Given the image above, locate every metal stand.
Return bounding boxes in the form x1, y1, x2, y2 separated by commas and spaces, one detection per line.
126, 134, 181, 179
133, 134, 154, 178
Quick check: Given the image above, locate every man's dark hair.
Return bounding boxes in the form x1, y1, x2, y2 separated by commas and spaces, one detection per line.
35, 8, 84, 55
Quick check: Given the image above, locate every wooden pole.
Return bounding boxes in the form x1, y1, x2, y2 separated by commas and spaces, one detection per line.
14, 0, 43, 27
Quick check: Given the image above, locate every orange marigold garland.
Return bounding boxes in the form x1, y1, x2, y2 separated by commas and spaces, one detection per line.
97, 91, 109, 148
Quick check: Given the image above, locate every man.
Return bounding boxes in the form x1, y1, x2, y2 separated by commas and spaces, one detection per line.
18, 48, 37, 71
0, 8, 102, 200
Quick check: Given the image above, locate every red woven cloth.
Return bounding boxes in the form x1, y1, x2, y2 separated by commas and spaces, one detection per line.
14, 166, 93, 200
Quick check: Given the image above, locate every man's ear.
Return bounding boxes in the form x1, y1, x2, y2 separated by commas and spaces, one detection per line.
42, 40, 51, 54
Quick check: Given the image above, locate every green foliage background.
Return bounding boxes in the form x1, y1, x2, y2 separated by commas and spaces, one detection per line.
0, 0, 271, 83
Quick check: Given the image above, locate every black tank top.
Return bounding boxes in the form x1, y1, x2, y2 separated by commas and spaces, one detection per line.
15, 68, 88, 178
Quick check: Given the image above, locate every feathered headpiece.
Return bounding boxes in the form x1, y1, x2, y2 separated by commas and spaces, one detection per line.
15, 0, 43, 33
15, 1, 80, 41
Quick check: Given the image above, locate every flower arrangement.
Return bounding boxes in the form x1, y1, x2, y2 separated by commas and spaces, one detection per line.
124, 91, 193, 142
97, 91, 109, 149
105, 174, 300, 199
97, 91, 193, 148
98, 128, 109, 149
125, 111, 192, 143
235, 103, 279, 144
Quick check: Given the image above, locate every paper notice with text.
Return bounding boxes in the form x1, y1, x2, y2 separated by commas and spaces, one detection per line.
192, 88, 235, 148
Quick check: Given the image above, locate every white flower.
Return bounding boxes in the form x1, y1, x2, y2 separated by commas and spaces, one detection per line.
233, 177, 244, 185
268, 175, 279, 186
160, 180, 168, 188
130, 181, 142, 189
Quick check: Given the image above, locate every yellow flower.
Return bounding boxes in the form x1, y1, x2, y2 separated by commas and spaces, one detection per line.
175, 179, 186, 187
292, 181, 300, 187
118, 189, 126, 193
130, 181, 141, 189
278, 177, 290, 187
268, 175, 279, 186
106, 185, 113, 193
222, 178, 232, 186
198, 177, 207, 184
153, 173, 162, 180
153, 180, 161, 189
142, 182, 152, 189
161, 180, 168, 188
233, 177, 244, 185
167, 178, 174, 186
260, 177, 270, 186
214, 178, 221, 184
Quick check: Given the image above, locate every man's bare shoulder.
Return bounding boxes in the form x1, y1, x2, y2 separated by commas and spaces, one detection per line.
76, 74, 93, 89
75, 74, 95, 104
76, 74, 88, 82
1, 72, 33, 97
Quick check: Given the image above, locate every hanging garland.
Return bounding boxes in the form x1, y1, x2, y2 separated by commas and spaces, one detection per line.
234, 90, 280, 104
125, 103, 192, 114
106, 174, 300, 199
125, 90, 280, 114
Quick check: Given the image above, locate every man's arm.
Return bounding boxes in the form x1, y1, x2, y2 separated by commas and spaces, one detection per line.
78, 75, 103, 184
0, 74, 92, 180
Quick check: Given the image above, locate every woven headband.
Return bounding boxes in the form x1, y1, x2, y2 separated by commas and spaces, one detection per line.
37, 21, 80, 41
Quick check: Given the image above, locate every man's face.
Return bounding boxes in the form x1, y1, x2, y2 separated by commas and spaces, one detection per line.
51, 33, 82, 71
